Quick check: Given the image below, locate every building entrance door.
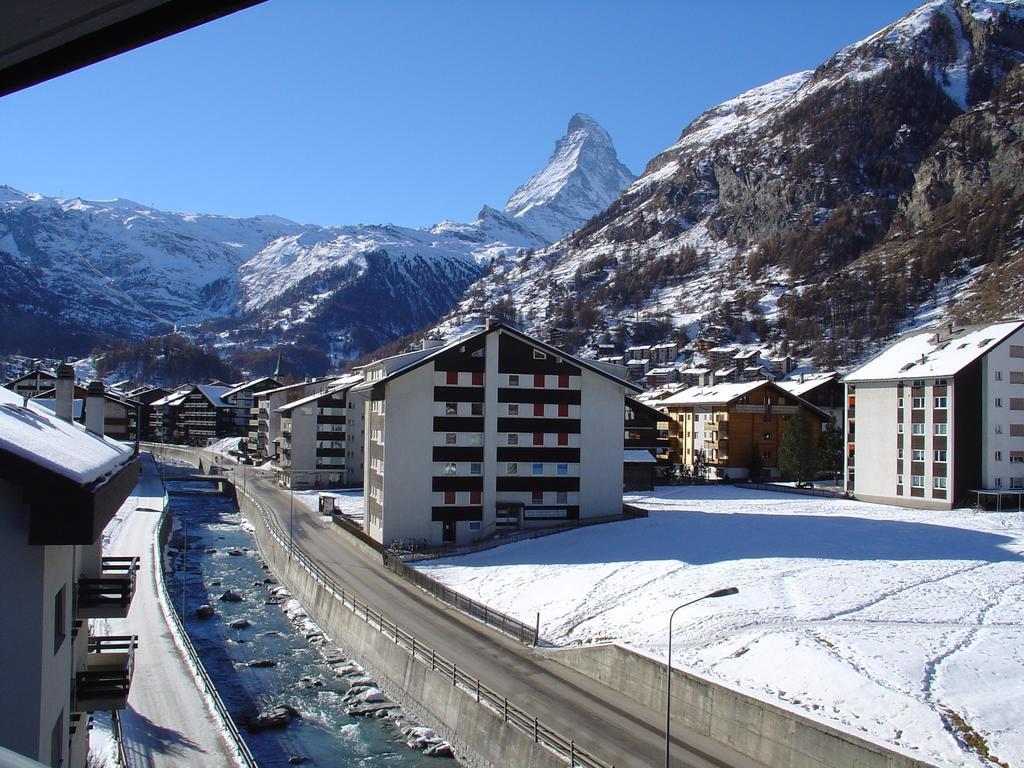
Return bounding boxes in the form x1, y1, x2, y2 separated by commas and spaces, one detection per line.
442, 520, 455, 542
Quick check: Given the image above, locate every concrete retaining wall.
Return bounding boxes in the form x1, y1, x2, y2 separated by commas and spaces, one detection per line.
546, 644, 935, 768
233, 489, 563, 768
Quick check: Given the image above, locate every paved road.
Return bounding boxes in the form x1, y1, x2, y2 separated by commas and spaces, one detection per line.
222, 459, 762, 768
108, 454, 236, 768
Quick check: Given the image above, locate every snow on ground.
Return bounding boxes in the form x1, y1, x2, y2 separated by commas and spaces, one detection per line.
293, 488, 365, 524
414, 485, 1024, 768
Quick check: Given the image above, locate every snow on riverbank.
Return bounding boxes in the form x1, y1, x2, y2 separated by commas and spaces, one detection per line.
414, 485, 1024, 768
293, 488, 365, 524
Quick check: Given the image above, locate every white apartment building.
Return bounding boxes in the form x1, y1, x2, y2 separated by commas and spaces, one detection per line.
248, 378, 333, 461
844, 319, 1024, 509
277, 375, 365, 488
357, 322, 639, 547
0, 379, 140, 768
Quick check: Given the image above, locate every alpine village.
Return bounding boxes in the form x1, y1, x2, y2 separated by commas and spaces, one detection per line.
2, 3, 1024, 768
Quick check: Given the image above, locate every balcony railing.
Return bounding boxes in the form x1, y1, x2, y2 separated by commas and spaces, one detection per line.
75, 635, 137, 712
78, 557, 140, 619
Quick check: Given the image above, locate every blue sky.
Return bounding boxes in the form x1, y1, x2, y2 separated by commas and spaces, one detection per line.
0, 1, 922, 228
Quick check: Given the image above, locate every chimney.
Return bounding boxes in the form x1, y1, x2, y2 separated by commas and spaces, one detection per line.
55, 363, 74, 422
421, 337, 445, 351
86, 381, 106, 435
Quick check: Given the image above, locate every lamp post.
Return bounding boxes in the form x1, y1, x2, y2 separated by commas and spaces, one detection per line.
288, 471, 295, 556
665, 587, 739, 768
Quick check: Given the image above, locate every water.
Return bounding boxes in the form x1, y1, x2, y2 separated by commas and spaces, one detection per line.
163, 477, 451, 768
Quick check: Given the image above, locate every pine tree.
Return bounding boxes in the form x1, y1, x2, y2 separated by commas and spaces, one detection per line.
778, 412, 820, 486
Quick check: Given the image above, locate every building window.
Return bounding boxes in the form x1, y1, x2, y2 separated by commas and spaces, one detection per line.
912, 379, 926, 387
532, 463, 544, 475
507, 433, 519, 445
558, 374, 569, 388
897, 397, 904, 408
444, 462, 457, 475
911, 475, 925, 488
534, 373, 545, 388
897, 423, 905, 434
934, 450, 948, 462
995, 424, 1003, 435
995, 451, 1003, 461
995, 397, 1003, 408
912, 449, 925, 461
556, 491, 568, 504
508, 403, 519, 416
934, 396, 948, 408
470, 462, 482, 475
558, 432, 569, 446
558, 402, 569, 417
533, 432, 544, 446
445, 402, 458, 415
446, 371, 458, 385
534, 402, 545, 417
469, 521, 481, 532
1010, 452, 1024, 464
995, 477, 1003, 488
934, 476, 947, 490
444, 491, 456, 504
995, 371, 1003, 381
532, 490, 544, 503
506, 463, 518, 474
53, 585, 66, 654
470, 433, 483, 446
1010, 345, 1024, 358
472, 371, 484, 386
912, 423, 925, 435
509, 375, 519, 386
762, 432, 772, 441
471, 402, 484, 416
557, 463, 568, 476
935, 423, 948, 435
445, 432, 457, 445
897, 449, 904, 459
912, 397, 925, 409
470, 491, 482, 504
1010, 477, 1024, 489
533, 349, 547, 360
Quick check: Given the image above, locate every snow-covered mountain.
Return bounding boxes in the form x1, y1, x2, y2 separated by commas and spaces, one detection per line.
434, 0, 1024, 367
504, 113, 636, 243
0, 113, 634, 361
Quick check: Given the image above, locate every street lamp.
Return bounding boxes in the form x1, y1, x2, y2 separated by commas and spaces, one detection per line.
665, 586, 739, 768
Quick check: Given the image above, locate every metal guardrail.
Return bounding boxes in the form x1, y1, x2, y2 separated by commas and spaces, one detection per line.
382, 554, 539, 646
739, 482, 846, 499
111, 708, 129, 768
237, 484, 615, 768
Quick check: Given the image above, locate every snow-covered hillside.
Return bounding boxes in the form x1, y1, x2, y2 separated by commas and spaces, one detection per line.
433, 0, 1024, 366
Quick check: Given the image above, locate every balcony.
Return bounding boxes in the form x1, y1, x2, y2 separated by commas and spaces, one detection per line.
74, 635, 137, 711
78, 557, 140, 619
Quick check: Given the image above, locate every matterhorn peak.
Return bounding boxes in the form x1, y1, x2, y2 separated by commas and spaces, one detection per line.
503, 113, 635, 244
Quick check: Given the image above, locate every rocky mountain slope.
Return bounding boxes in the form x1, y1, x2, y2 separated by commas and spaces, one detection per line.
0, 113, 633, 362
435, 0, 1024, 367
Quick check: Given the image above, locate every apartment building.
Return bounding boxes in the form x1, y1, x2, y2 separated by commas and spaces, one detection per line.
220, 376, 281, 437
277, 375, 365, 488
5, 369, 57, 399
358, 322, 639, 547
0, 381, 140, 768
844, 320, 1024, 509
248, 378, 334, 461
660, 380, 828, 480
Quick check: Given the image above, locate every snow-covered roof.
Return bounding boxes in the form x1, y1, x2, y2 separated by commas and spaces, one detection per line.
778, 373, 839, 398
624, 449, 657, 464
844, 321, 1024, 383
660, 381, 765, 407
646, 367, 677, 376
258, 377, 333, 398
196, 384, 233, 409
278, 374, 363, 413
150, 386, 193, 407
31, 397, 84, 419
0, 386, 133, 485
221, 376, 278, 399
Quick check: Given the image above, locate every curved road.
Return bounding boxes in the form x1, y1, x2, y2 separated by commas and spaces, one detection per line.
221, 458, 761, 768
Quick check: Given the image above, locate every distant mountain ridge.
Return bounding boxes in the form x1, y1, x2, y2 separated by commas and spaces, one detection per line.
432, 0, 1024, 367
0, 113, 634, 362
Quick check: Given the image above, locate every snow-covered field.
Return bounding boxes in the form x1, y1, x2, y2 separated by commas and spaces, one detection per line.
414, 486, 1024, 768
